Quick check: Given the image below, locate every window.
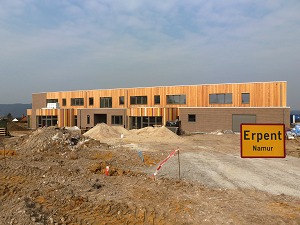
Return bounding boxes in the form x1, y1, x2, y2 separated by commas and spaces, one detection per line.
209, 93, 232, 104
130, 96, 147, 105
89, 97, 94, 106
87, 115, 90, 124
188, 114, 196, 122
100, 97, 112, 108
166, 95, 186, 104
119, 96, 124, 105
71, 98, 84, 106
46, 99, 58, 104
154, 95, 160, 104
112, 115, 123, 125
62, 98, 66, 106
242, 93, 250, 104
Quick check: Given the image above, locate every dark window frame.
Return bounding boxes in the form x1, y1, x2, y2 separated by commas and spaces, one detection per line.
71, 98, 84, 106
46, 99, 58, 104
89, 97, 94, 106
166, 95, 186, 104
87, 115, 90, 124
209, 93, 232, 104
242, 93, 250, 104
112, 115, 123, 125
119, 96, 124, 105
130, 96, 147, 105
100, 97, 112, 108
188, 114, 196, 122
62, 98, 66, 106
154, 95, 160, 104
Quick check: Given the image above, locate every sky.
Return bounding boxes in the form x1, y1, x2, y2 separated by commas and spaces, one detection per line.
0, 0, 299, 109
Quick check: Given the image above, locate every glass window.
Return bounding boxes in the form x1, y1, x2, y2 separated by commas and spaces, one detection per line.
71, 98, 84, 106
100, 97, 112, 108
130, 96, 147, 105
154, 95, 160, 104
188, 114, 196, 122
46, 99, 58, 104
119, 96, 124, 105
112, 115, 123, 125
225, 94, 232, 104
242, 93, 250, 104
209, 94, 232, 104
87, 115, 90, 124
166, 95, 186, 104
62, 98, 66, 106
89, 97, 94, 106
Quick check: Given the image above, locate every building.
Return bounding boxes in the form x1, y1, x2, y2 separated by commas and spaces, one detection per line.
27, 81, 290, 133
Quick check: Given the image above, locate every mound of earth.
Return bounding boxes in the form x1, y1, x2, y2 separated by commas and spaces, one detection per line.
83, 123, 121, 140
16, 126, 92, 153
130, 126, 180, 140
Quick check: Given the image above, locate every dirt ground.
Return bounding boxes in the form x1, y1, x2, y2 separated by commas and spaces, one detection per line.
0, 125, 300, 225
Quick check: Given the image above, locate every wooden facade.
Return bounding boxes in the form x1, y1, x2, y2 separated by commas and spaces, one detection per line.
27, 81, 289, 132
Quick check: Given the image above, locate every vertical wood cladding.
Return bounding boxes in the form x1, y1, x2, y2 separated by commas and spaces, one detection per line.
28, 81, 288, 129
44, 81, 287, 108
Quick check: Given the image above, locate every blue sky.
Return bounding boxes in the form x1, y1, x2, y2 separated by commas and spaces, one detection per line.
0, 0, 299, 109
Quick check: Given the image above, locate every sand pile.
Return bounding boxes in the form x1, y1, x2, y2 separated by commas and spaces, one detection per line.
84, 124, 180, 143
131, 126, 179, 140
83, 123, 121, 140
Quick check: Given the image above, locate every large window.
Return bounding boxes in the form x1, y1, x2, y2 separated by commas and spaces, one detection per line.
154, 95, 160, 104
242, 93, 250, 104
166, 95, 186, 104
100, 97, 112, 108
112, 115, 123, 125
46, 99, 58, 104
130, 96, 147, 105
209, 93, 232, 104
119, 96, 124, 105
71, 98, 84, 106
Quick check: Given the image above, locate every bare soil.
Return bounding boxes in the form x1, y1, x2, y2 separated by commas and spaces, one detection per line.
0, 126, 300, 225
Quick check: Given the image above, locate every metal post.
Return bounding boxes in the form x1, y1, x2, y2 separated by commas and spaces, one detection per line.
178, 149, 180, 180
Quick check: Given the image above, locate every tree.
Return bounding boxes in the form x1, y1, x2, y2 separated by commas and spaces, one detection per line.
7, 113, 13, 121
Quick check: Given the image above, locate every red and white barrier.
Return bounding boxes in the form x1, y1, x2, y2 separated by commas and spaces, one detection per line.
153, 148, 179, 177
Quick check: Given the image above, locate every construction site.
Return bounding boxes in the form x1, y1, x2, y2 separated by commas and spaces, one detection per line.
1, 121, 300, 225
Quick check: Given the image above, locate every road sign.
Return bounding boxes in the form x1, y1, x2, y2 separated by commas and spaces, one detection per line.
241, 124, 285, 158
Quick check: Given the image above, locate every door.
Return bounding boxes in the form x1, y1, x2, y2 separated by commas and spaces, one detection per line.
232, 114, 256, 132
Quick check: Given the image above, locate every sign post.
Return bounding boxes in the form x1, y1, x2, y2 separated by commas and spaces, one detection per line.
241, 124, 285, 158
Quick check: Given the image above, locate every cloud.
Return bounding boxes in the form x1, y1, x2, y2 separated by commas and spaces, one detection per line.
0, 0, 299, 107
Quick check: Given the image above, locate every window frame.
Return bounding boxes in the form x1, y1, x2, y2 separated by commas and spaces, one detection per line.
111, 115, 123, 125
100, 97, 112, 108
242, 93, 250, 104
154, 95, 160, 104
130, 96, 147, 105
89, 97, 94, 106
209, 93, 232, 104
166, 95, 186, 104
71, 98, 84, 106
119, 96, 124, 105
188, 114, 196, 122
62, 98, 66, 106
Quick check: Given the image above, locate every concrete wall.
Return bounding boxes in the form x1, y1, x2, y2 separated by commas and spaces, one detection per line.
78, 108, 126, 129
30, 93, 47, 129
179, 107, 290, 133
